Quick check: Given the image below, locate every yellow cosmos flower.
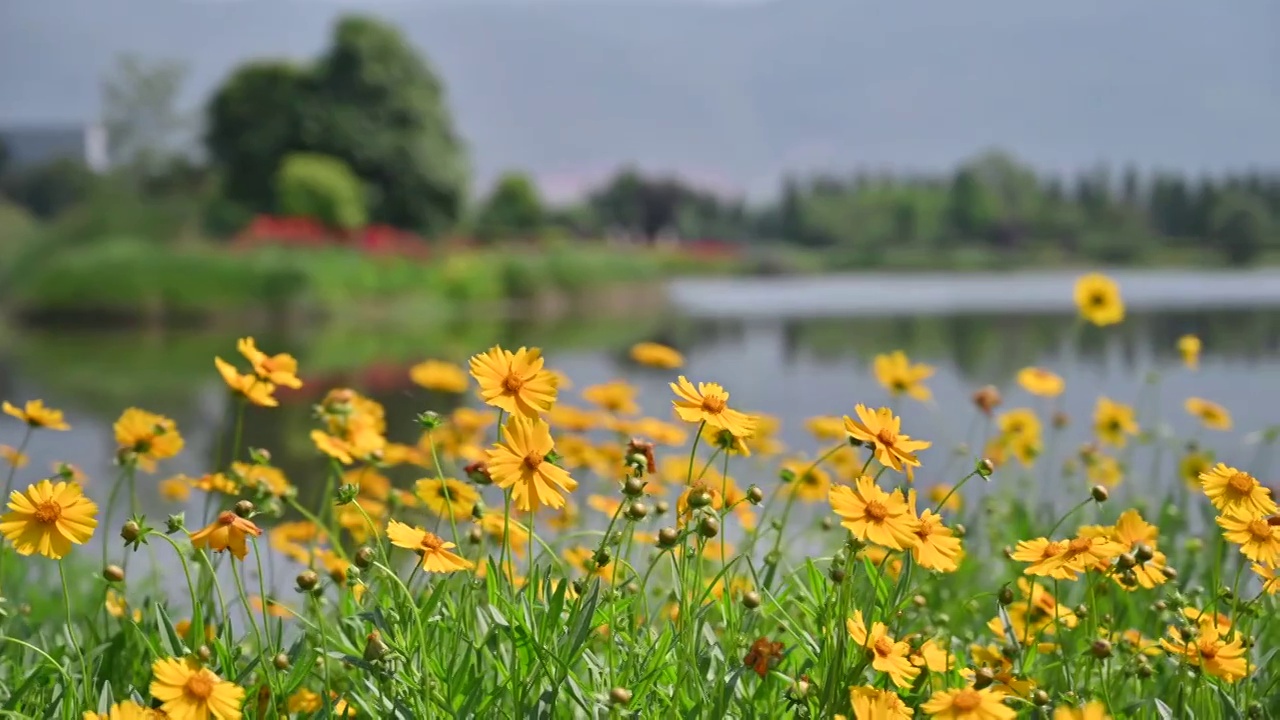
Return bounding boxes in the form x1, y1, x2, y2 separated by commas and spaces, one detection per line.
410, 359, 469, 393
908, 490, 962, 573
1185, 397, 1232, 431
0, 445, 28, 469
846, 610, 920, 689
850, 685, 912, 719
1080, 509, 1168, 589
215, 356, 277, 407
582, 380, 640, 416
189, 511, 263, 561
920, 686, 1016, 719
0, 479, 97, 559
236, 336, 303, 389
1160, 623, 1249, 683
1179, 450, 1212, 489
997, 408, 1041, 442
830, 475, 920, 551
486, 415, 578, 511
387, 519, 473, 572
469, 345, 558, 418
780, 457, 832, 502
2, 399, 70, 430
1054, 700, 1112, 720
414, 478, 479, 519
669, 376, 756, 438
1252, 563, 1280, 595
1074, 273, 1124, 326
81, 700, 160, 720
1093, 397, 1138, 447
1178, 334, 1201, 370
629, 341, 684, 369
150, 656, 244, 720
1199, 464, 1278, 516
844, 405, 931, 480
1017, 367, 1065, 397
1217, 508, 1280, 566
114, 408, 184, 472
873, 350, 934, 402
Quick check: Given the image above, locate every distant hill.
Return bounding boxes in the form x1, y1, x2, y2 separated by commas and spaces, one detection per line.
2, 0, 1278, 197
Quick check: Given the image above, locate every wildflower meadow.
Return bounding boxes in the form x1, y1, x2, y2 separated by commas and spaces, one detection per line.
2, 272, 1279, 719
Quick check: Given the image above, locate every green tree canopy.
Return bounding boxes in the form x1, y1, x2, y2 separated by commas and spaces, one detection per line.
1211, 191, 1272, 266
275, 153, 368, 231
475, 172, 544, 241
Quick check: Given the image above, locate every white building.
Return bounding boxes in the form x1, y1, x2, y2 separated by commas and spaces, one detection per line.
0, 123, 110, 173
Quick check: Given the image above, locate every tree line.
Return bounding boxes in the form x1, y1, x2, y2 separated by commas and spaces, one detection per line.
1, 13, 1277, 268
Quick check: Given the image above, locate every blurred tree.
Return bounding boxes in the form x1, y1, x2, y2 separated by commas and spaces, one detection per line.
101, 54, 191, 173
0, 159, 96, 220
945, 168, 998, 242
475, 172, 544, 241
0, 137, 9, 178
1211, 191, 1271, 266
275, 153, 368, 231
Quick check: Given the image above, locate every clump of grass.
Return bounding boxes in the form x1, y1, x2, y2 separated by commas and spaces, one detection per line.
0, 273, 1277, 719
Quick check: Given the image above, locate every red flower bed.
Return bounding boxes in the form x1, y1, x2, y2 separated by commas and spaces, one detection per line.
681, 238, 743, 259
232, 215, 430, 259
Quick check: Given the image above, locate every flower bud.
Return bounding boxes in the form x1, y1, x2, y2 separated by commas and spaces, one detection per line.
654, 500, 669, 516
1052, 411, 1070, 429
828, 566, 846, 584
609, 687, 632, 706
415, 411, 444, 430
363, 631, 390, 662
593, 548, 611, 568
998, 585, 1015, 606
778, 468, 796, 484
1031, 689, 1050, 706
249, 447, 272, 465
197, 645, 212, 661
468, 526, 484, 544
747, 485, 764, 505
972, 385, 1001, 416
1091, 639, 1113, 659
626, 501, 649, 521
1090, 485, 1109, 503
742, 591, 762, 610
165, 514, 185, 534
973, 667, 996, 690
658, 527, 680, 548
623, 476, 646, 497
103, 564, 126, 583
1163, 566, 1179, 580
697, 515, 720, 538
296, 570, 319, 591
688, 489, 713, 509
820, 516, 834, 531
1116, 553, 1136, 570
273, 653, 290, 670
121, 521, 141, 543
1134, 543, 1154, 563
354, 546, 374, 569
976, 458, 995, 478
234, 499, 255, 518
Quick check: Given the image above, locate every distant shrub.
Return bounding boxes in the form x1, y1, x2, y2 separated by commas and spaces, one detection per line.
275, 153, 367, 231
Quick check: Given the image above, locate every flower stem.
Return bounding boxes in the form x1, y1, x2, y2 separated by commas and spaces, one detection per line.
58, 560, 91, 704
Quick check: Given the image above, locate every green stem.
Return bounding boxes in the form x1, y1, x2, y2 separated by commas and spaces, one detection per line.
2, 427, 32, 499
58, 560, 92, 704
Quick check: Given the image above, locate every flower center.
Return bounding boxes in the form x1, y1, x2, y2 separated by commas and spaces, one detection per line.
1198, 640, 1218, 660
864, 500, 889, 521
873, 636, 894, 657
33, 501, 61, 525
875, 429, 897, 448
502, 373, 525, 394
1067, 537, 1093, 554
185, 672, 215, 699
217, 511, 238, 526
1041, 542, 1064, 559
523, 452, 544, 470
952, 688, 982, 711
700, 395, 726, 414
1089, 292, 1107, 308
420, 532, 445, 552
891, 379, 908, 392
1106, 419, 1122, 432
1248, 520, 1272, 540
1228, 473, 1254, 494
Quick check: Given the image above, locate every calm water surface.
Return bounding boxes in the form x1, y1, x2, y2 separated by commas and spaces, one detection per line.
3, 271, 1280, 590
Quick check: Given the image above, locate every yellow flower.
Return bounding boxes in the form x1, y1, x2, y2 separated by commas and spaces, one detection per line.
844, 405, 931, 480
1016, 535, 1124, 581
920, 686, 1016, 719
781, 457, 832, 502
189, 511, 263, 561
1080, 509, 1168, 589
232, 462, 289, 497
414, 478, 479, 519
387, 520, 473, 572
150, 656, 244, 719
630, 417, 687, 446
1178, 334, 1201, 370
1012, 538, 1075, 580
908, 490, 962, 572
1199, 464, 1278, 516
929, 484, 961, 512
829, 475, 920, 551
1017, 367, 1065, 397
582, 380, 640, 416
105, 590, 142, 622
1179, 450, 1212, 489
846, 610, 920, 689
410, 359, 469, 393
1093, 397, 1138, 447
486, 415, 577, 512
669, 376, 756, 438
1217, 508, 1280, 566
806, 415, 846, 442
1074, 273, 1124, 326
850, 686, 913, 719
1086, 454, 1123, 488
996, 408, 1041, 440
477, 509, 530, 556
1160, 622, 1249, 683
236, 336, 302, 388
988, 579, 1078, 639
911, 637, 954, 673
629, 341, 684, 369
0, 445, 28, 469
1185, 397, 1232, 431
215, 356, 277, 407
469, 345, 559, 417
114, 408, 184, 472
0, 479, 97, 559
249, 595, 293, 619
1252, 563, 1280, 595
1054, 701, 1112, 720
81, 700, 159, 720
873, 350, 934, 402
2, 399, 70, 430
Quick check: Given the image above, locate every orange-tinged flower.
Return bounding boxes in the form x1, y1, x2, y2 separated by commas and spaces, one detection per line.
81, 700, 159, 720
873, 350, 934, 402
1093, 397, 1138, 447
742, 637, 784, 678
311, 430, 356, 465
629, 341, 684, 369
214, 356, 277, 407
846, 610, 919, 688
189, 511, 263, 561
670, 376, 756, 438
850, 686, 913, 720
1074, 273, 1125, 327
1185, 397, 1232, 431
1217, 508, 1280, 565
844, 404, 931, 480
1054, 701, 1112, 720
1252, 563, 1280, 595
780, 457, 831, 502
830, 476, 920, 551
1013, 538, 1075, 580
150, 656, 244, 719
236, 336, 302, 389
387, 519, 472, 572
469, 345, 558, 417
0, 479, 97, 559
2, 399, 70, 430
114, 408, 184, 472
476, 508, 530, 556
908, 490, 962, 572
0, 445, 28, 469
249, 595, 293, 619
410, 359, 469, 394
1199, 464, 1277, 516
1160, 622, 1249, 683
582, 380, 640, 416
1178, 334, 1201, 370
921, 686, 1016, 719
486, 415, 578, 512
1017, 367, 1064, 398
414, 478, 479, 519
988, 579, 1078, 640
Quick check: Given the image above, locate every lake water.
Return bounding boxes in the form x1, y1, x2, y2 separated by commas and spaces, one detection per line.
3, 270, 1280, 586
